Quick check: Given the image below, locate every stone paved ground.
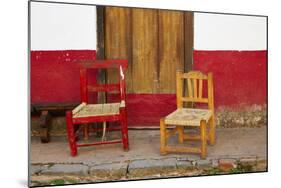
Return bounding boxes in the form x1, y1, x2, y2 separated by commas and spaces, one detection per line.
30, 127, 267, 186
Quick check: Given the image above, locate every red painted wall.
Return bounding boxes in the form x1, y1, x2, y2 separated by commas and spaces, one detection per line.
31, 50, 96, 103
193, 50, 267, 108
108, 94, 177, 126
31, 50, 267, 126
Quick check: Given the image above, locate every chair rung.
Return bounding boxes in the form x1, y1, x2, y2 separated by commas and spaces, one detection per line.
77, 140, 122, 147
88, 84, 119, 92
183, 134, 210, 141
181, 72, 208, 79
182, 97, 208, 103
90, 126, 121, 132
73, 114, 121, 124
165, 146, 201, 154
183, 134, 201, 141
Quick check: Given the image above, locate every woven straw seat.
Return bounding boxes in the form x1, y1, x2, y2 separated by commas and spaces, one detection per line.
165, 108, 212, 126
73, 102, 123, 118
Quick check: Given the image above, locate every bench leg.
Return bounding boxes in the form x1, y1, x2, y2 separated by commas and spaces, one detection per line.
160, 118, 167, 155
200, 120, 207, 159
66, 111, 77, 156
39, 110, 51, 143
83, 124, 89, 140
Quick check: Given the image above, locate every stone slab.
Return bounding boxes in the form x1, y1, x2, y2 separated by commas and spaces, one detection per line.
128, 158, 177, 177
196, 159, 212, 169
30, 165, 48, 175
176, 160, 194, 170
89, 162, 128, 180
41, 164, 89, 176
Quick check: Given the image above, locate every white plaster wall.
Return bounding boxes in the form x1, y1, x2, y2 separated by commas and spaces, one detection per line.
31, 2, 97, 50
30, 2, 266, 51
194, 13, 267, 50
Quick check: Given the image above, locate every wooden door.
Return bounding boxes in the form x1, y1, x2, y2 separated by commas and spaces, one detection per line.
104, 7, 194, 94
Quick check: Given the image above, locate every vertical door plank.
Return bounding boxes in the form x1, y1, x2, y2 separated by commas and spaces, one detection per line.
159, 10, 184, 93
132, 8, 158, 93
96, 6, 106, 104
105, 7, 133, 92
184, 11, 194, 107
97, 6, 105, 60
184, 12, 194, 72
104, 8, 194, 95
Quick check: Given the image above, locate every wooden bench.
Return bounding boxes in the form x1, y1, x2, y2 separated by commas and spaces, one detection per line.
31, 103, 79, 143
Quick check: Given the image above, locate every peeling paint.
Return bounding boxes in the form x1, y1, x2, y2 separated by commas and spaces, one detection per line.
216, 104, 267, 128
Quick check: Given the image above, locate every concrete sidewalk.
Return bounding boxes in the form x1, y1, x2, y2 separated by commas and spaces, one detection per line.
30, 127, 267, 186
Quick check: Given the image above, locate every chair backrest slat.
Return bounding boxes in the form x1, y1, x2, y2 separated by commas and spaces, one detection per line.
193, 78, 198, 99
176, 70, 214, 111
79, 60, 128, 103
199, 79, 203, 99
187, 78, 193, 98
181, 97, 208, 103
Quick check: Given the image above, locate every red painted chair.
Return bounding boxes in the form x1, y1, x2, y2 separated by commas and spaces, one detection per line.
66, 60, 129, 156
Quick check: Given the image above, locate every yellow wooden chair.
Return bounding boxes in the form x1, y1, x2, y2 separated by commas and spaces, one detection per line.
160, 70, 215, 159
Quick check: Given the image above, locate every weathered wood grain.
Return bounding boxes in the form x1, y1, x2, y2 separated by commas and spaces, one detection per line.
105, 7, 133, 92
132, 8, 158, 93
97, 6, 105, 60
184, 12, 194, 72
97, 6, 106, 106
184, 12, 194, 107
159, 10, 184, 93
104, 8, 194, 94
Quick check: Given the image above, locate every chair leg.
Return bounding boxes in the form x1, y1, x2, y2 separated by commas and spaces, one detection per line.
120, 108, 129, 151
177, 126, 184, 144
200, 120, 207, 159
160, 118, 167, 155
124, 115, 129, 150
66, 111, 77, 156
209, 115, 216, 145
